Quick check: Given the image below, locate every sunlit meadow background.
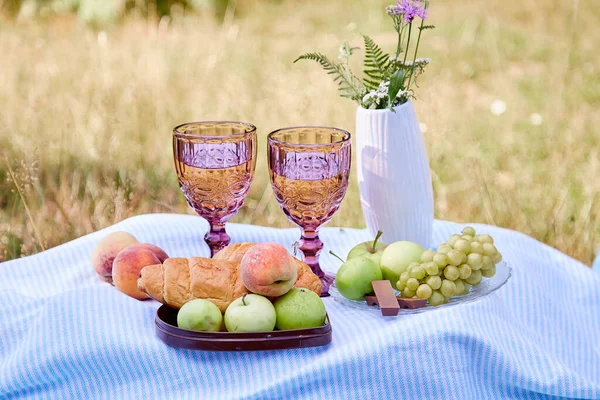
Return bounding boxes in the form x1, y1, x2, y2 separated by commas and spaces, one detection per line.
1, 0, 598, 265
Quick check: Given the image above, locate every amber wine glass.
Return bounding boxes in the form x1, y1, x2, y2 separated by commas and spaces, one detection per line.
268, 127, 351, 296
173, 121, 257, 256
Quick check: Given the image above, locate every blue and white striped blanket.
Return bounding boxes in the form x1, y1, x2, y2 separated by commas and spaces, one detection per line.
1, 214, 599, 399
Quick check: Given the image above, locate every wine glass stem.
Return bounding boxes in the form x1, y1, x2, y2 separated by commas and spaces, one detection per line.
299, 228, 333, 296
204, 222, 230, 257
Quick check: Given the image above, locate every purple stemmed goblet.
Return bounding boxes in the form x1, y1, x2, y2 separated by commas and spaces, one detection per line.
268, 127, 352, 296
173, 121, 257, 256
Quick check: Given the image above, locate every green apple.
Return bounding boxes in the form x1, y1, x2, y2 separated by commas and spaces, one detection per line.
380, 241, 425, 289
273, 288, 327, 330
224, 293, 276, 332
347, 230, 387, 266
334, 256, 383, 300
177, 299, 223, 332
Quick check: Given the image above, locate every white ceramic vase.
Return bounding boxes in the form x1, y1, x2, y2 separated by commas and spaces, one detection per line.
355, 100, 434, 249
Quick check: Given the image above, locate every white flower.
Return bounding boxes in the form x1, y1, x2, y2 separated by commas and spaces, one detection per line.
416, 58, 431, 65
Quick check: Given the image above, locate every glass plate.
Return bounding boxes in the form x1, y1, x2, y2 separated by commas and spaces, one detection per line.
331, 261, 511, 314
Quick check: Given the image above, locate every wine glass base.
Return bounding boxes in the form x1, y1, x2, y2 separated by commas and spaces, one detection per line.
319, 273, 335, 297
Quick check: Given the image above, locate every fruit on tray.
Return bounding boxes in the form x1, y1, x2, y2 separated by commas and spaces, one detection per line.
396, 226, 503, 306
224, 293, 277, 333
273, 288, 327, 330
347, 231, 387, 267
214, 243, 322, 296
380, 241, 425, 289
240, 243, 298, 297
177, 299, 223, 332
112, 243, 169, 300
91, 231, 138, 284
334, 256, 383, 300
138, 254, 322, 312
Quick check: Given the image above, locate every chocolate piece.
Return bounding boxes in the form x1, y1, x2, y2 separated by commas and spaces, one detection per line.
364, 293, 428, 312
397, 297, 427, 309
371, 280, 401, 316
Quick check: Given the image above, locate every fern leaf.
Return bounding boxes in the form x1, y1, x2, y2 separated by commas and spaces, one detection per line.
362, 35, 390, 91
419, 25, 436, 31
295, 53, 364, 101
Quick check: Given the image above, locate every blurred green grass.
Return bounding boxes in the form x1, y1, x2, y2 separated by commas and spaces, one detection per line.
1, 0, 598, 264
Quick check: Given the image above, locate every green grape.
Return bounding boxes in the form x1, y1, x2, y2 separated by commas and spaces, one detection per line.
461, 235, 474, 242
410, 266, 426, 280
407, 278, 420, 291
400, 272, 410, 285
425, 275, 442, 290
462, 283, 472, 295
458, 264, 472, 279
493, 252, 503, 264
443, 265, 460, 281
416, 284, 433, 299
462, 226, 476, 236
408, 262, 420, 272
402, 288, 416, 298
447, 250, 463, 266
433, 253, 448, 267
477, 234, 494, 244
443, 295, 451, 304
446, 234, 462, 247
420, 249, 436, 263
465, 269, 482, 285
424, 261, 439, 276
470, 241, 484, 254
481, 266, 496, 278
397, 280, 406, 291
481, 255, 493, 271
437, 244, 452, 254
467, 253, 483, 270
440, 279, 456, 297
453, 239, 471, 254
454, 279, 465, 295
482, 243, 497, 257
429, 291, 445, 306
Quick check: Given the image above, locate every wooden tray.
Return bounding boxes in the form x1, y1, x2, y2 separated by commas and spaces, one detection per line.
155, 305, 332, 351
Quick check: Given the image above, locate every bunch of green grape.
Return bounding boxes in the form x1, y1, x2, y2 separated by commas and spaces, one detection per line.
396, 227, 503, 306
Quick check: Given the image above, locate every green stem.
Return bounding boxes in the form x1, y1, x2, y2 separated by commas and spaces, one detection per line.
395, 19, 405, 57
241, 293, 247, 306
372, 230, 383, 253
408, 18, 425, 87
403, 22, 413, 64
329, 250, 346, 264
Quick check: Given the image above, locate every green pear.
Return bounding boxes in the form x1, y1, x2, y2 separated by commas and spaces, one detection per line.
347, 231, 387, 266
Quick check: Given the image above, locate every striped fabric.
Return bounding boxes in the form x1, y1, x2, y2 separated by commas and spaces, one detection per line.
1, 214, 599, 400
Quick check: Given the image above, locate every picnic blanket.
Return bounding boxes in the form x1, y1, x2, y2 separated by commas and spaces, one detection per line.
1, 214, 599, 399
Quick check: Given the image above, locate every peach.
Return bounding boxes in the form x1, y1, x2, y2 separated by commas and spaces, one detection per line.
121, 243, 169, 263
240, 243, 298, 297
92, 231, 138, 283
113, 243, 168, 300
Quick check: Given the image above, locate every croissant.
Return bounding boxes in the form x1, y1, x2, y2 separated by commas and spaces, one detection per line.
138, 244, 322, 312
138, 257, 249, 312
213, 242, 322, 296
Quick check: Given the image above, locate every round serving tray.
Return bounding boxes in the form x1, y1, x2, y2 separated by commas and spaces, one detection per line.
331, 261, 511, 314
155, 305, 332, 351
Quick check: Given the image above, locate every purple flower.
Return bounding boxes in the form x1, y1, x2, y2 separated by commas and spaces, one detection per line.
389, 0, 427, 23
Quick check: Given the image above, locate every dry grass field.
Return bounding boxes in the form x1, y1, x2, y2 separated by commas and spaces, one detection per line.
1, 0, 598, 264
